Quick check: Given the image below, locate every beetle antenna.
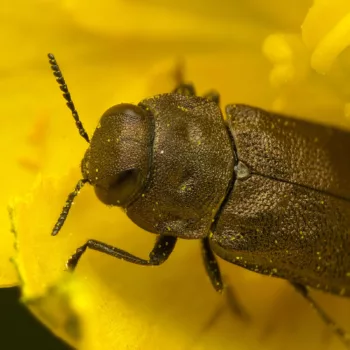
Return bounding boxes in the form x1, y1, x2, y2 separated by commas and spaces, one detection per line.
47, 53, 90, 143
52, 178, 89, 236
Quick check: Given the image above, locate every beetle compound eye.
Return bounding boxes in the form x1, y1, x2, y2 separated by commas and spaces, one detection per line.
94, 168, 143, 206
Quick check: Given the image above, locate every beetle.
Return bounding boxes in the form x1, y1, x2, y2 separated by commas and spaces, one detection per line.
48, 53, 350, 347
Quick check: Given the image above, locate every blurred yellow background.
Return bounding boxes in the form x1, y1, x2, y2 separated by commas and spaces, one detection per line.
1, 0, 350, 349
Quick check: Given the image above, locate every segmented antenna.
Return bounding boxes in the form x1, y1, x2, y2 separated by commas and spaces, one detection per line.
47, 53, 90, 143
52, 179, 89, 236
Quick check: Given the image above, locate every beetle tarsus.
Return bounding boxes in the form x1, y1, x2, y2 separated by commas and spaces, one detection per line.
291, 282, 350, 348
224, 285, 250, 323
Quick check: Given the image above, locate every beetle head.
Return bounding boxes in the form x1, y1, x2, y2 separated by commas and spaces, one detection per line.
48, 53, 153, 236
81, 104, 153, 206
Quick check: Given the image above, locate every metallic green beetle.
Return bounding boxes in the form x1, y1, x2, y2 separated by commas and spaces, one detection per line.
48, 53, 350, 347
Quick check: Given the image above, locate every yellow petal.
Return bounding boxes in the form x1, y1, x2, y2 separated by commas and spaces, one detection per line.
3, 1, 350, 349
13, 168, 350, 350
262, 2, 350, 127
302, 0, 350, 74
1, 212, 17, 286
62, 1, 268, 43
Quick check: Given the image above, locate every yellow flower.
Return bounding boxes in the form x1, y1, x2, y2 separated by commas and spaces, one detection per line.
2, 0, 350, 349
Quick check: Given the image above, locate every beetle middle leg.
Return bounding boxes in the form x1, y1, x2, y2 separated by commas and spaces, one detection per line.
201, 237, 249, 321
291, 282, 350, 348
67, 235, 177, 271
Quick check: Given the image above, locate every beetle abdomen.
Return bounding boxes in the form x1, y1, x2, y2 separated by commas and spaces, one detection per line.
211, 174, 350, 296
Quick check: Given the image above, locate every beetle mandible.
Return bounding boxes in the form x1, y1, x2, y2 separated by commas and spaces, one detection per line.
48, 53, 350, 347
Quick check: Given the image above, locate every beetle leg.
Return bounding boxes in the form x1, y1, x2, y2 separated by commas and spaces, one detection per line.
172, 82, 196, 96
291, 282, 350, 348
201, 237, 250, 321
201, 237, 223, 292
173, 83, 221, 105
66, 235, 177, 271
203, 90, 220, 105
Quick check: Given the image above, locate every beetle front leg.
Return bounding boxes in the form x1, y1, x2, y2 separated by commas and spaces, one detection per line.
291, 282, 350, 348
201, 237, 249, 321
67, 235, 177, 271
173, 83, 221, 105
